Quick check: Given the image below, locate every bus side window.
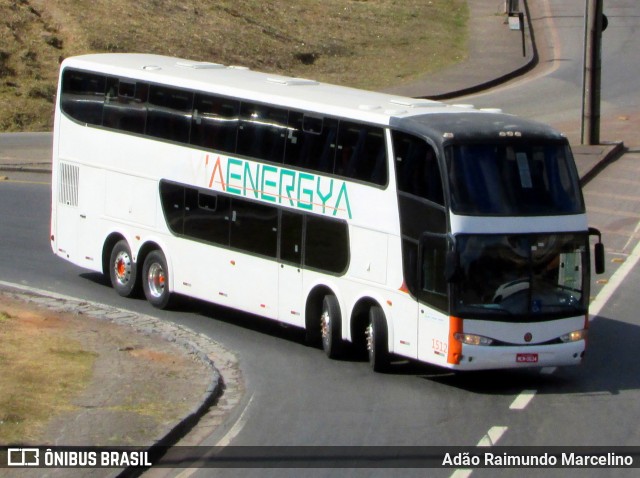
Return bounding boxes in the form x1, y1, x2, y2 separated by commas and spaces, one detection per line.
147, 85, 193, 143
61, 69, 106, 125
304, 215, 349, 274
393, 131, 444, 205
285, 113, 338, 174
335, 122, 387, 186
159, 181, 186, 235
420, 234, 448, 313
229, 199, 278, 259
237, 102, 288, 164
103, 78, 148, 134
183, 189, 231, 246
191, 94, 240, 154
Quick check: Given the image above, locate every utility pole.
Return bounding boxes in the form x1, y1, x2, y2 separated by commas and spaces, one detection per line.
581, 0, 604, 145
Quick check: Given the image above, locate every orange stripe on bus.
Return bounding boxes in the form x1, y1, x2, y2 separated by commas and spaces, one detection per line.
448, 316, 463, 365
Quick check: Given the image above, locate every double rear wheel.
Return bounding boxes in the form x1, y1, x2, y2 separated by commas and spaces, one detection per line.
109, 241, 172, 309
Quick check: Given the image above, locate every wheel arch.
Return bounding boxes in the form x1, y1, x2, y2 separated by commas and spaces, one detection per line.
102, 232, 126, 276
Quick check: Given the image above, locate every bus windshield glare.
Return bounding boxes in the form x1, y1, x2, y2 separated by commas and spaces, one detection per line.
445, 142, 584, 216
452, 233, 588, 320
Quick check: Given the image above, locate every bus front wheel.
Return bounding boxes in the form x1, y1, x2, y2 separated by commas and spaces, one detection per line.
321, 294, 344, 359
109, 240, 138, 298
366, 305, 390, 372
142, 250, 172, 309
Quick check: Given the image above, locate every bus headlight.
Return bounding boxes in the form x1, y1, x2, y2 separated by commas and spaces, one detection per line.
454, 333, 494, 346
560, 329, 588, 343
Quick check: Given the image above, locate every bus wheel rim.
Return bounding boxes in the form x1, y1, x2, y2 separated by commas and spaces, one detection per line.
147, 263, 165, 299
321, 310, 330, 339
365, 324, 374, 353
114, 251, 132, 285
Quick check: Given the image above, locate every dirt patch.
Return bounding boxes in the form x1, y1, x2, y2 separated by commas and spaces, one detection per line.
0, 290, 214, 447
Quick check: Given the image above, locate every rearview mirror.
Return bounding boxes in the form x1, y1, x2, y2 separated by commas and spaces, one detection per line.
589, 227, 605, 275
594, 242, 605, 275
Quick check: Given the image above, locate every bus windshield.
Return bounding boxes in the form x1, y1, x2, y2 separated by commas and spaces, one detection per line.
452, 233, 588, 321
445, 142, 584, 216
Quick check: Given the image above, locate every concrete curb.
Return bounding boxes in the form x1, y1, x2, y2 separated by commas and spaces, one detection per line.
423, 0, 538, 100
578, 141, 626, 187
0, 281, 225, 476
0, 164, 51, 174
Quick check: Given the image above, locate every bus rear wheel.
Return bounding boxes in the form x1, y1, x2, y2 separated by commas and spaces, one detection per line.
109, 240, 138, 298
142, 250, 172, 309
366, 305, 390, 372
321, 294, 344, 359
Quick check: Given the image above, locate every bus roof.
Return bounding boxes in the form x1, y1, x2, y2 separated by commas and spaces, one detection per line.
392, 112, 567, 144
61, 53, 518, 127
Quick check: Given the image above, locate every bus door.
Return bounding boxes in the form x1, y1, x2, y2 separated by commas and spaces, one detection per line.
417, 233, 451, 364
278, 210, 305, 327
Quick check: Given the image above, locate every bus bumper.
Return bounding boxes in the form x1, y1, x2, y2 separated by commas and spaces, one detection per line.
447, 340, 586, 371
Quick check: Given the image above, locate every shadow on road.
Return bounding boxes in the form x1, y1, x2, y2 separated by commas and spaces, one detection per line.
79, 272, 637, 397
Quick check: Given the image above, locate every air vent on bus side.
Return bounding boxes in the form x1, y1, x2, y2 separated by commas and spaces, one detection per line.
58, 162, 79, 207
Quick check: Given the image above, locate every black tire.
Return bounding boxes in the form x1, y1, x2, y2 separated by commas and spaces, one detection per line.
367, 305, 390, 372
321, 294, 344, 359
142, 250, 172, 309
109, 240, 138, 298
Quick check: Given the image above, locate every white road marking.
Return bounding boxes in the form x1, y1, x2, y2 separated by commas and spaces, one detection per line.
450, 469, 474, 478
477, 426, 508, 447
509, 390, 537, 410
215, 393, 255, 447
589, 226, 640, 318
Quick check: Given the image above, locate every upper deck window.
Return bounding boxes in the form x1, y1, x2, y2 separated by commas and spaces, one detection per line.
61, 69, 106, 125
446, 141, 584, 216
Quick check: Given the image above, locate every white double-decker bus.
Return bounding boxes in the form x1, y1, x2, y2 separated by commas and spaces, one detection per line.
51, 53, 605, 371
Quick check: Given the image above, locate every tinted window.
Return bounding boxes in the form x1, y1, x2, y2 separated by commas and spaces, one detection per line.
61, 69, 106, 125
398, 194, 447, 237
191, 94, 240, 153
159, 181, 185, 234
230, 199, 278, 258
305, 215, 349, 274
103, 78, 148, 134
280, 210, 303, 265
285, 112, 338, 174
446, 142, 583, 216
393, 131, 444, 205
420, 234, 448, 312
147, 85, 193, 143
335, 122, 387, 185
237, 103, 288, 163
160, 181, 350, 274
183, 189, 231, 246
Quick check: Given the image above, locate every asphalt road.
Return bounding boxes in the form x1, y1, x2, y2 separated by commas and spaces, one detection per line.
1, 1, 639, 477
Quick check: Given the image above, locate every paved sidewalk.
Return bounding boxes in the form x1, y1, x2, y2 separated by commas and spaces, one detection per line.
384, 0, 536, 99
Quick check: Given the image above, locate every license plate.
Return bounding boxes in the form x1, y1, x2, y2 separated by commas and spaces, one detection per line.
516, 353, 538, 363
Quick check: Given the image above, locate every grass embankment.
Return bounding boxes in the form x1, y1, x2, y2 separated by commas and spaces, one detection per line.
0, 0, 467, 132
0, 308, 96, 443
